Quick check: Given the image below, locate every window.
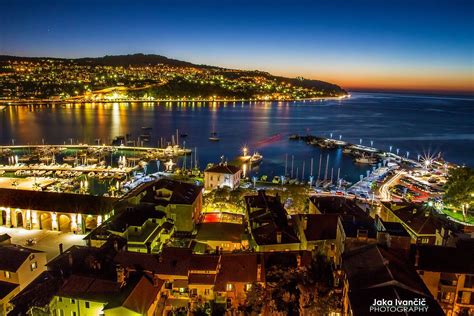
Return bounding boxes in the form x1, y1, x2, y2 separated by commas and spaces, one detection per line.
29, 254, 35, 260
226, 283, 233, 291
204, 289, 210, 295
72, 312, 77, 316
179, 287, 185, 293
58, 309, 64, 316
85, 301, 90, 308
464, 275, 474, 288
58, 297, 62, 302
245, 283, 252, 291
4, 271, 11, 279
71, 299, 75, 304
421, 238, 429, 244
461, 291, 471, 304
31, 261, 38, 271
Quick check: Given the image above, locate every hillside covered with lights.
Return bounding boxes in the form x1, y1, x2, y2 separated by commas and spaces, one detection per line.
0, 54, 347, 101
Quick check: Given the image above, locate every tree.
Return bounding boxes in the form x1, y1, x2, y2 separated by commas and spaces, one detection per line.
444, 167, 474, 220
241, 282, 267, 314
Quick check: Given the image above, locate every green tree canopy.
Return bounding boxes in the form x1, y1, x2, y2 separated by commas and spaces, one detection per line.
443, 167, 474, 212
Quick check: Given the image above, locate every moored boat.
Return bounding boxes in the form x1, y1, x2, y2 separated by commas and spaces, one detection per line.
250, 152, 263, 164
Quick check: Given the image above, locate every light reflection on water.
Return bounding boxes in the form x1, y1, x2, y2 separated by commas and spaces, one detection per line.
1, 92, 473, 183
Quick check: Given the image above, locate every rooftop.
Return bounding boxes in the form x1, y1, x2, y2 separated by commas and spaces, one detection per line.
245, 191, 300, 246
0, 187, 118, 215
189, 254, 220, 272
342, 244, 430, 294
57, 274, 121, 302
188, 273, 216, 285
8, 271, 63, 315
107, 205, 167, 232
299, 214, 340, 241
214, 253, 264, 291
410, 244, 474, 274
341, 216, 377, 239
378, 219, 411, 237
205, 163, 241, 175
382, 202, 438, 235
104, 274, 162, 314
0, 244, 43, 272
195, 222, 245, 243
0, 280, 18, 300
309, 196, 370, 218
139, 178, 202, 206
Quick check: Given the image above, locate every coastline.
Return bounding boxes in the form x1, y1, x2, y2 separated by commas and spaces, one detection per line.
0, 94, 350, 106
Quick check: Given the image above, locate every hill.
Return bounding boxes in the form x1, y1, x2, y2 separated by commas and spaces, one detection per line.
0, 53, 347, 100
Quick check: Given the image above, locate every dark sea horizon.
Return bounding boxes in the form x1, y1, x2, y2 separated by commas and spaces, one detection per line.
1, 92, 473, 184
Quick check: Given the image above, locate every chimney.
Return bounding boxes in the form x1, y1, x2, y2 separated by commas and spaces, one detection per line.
414, 249, 420, 268
116, 266, 126, 285
276, 231, 282, 244
59, 243, 64, 254
256, 254, 263, 282
68, 252, 73, 267
302, 216, 308, 230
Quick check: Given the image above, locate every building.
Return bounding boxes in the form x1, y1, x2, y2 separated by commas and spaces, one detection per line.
0, 244, 47, 314
51, 272, 163, 316
114, 248, 267, 312
338, 216, 378, 254
204, 163, 242, 190
0, 188, 117, 233
133, 179, 203, 233
375, 217, 412, 252
380, 202, 442, 245
86, 205, 174, 253
410, 244, 474, 316
195, 222, 248, 252
342, 244, 444, 316
7, 238, 127, 315
214, 253, 265, 309
245, 191, 301, 252
294, 214, 343, 265
308, 196, 370, 218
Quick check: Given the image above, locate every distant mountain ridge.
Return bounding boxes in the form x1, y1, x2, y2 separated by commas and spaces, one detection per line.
0, 53, 346, 93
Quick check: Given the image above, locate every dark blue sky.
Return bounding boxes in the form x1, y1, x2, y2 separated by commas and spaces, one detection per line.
1, 0, 473, 92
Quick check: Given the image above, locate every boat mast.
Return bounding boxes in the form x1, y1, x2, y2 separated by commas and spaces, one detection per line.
291, 155, 294, 178
324, 154, 329, 181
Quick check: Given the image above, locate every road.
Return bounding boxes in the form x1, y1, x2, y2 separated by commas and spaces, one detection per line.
378, 171, 404, 201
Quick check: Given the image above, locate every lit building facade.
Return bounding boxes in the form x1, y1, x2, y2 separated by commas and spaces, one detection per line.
0, 188, 117, 233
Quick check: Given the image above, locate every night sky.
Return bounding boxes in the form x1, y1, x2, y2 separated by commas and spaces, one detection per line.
1, 0, 473, 93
